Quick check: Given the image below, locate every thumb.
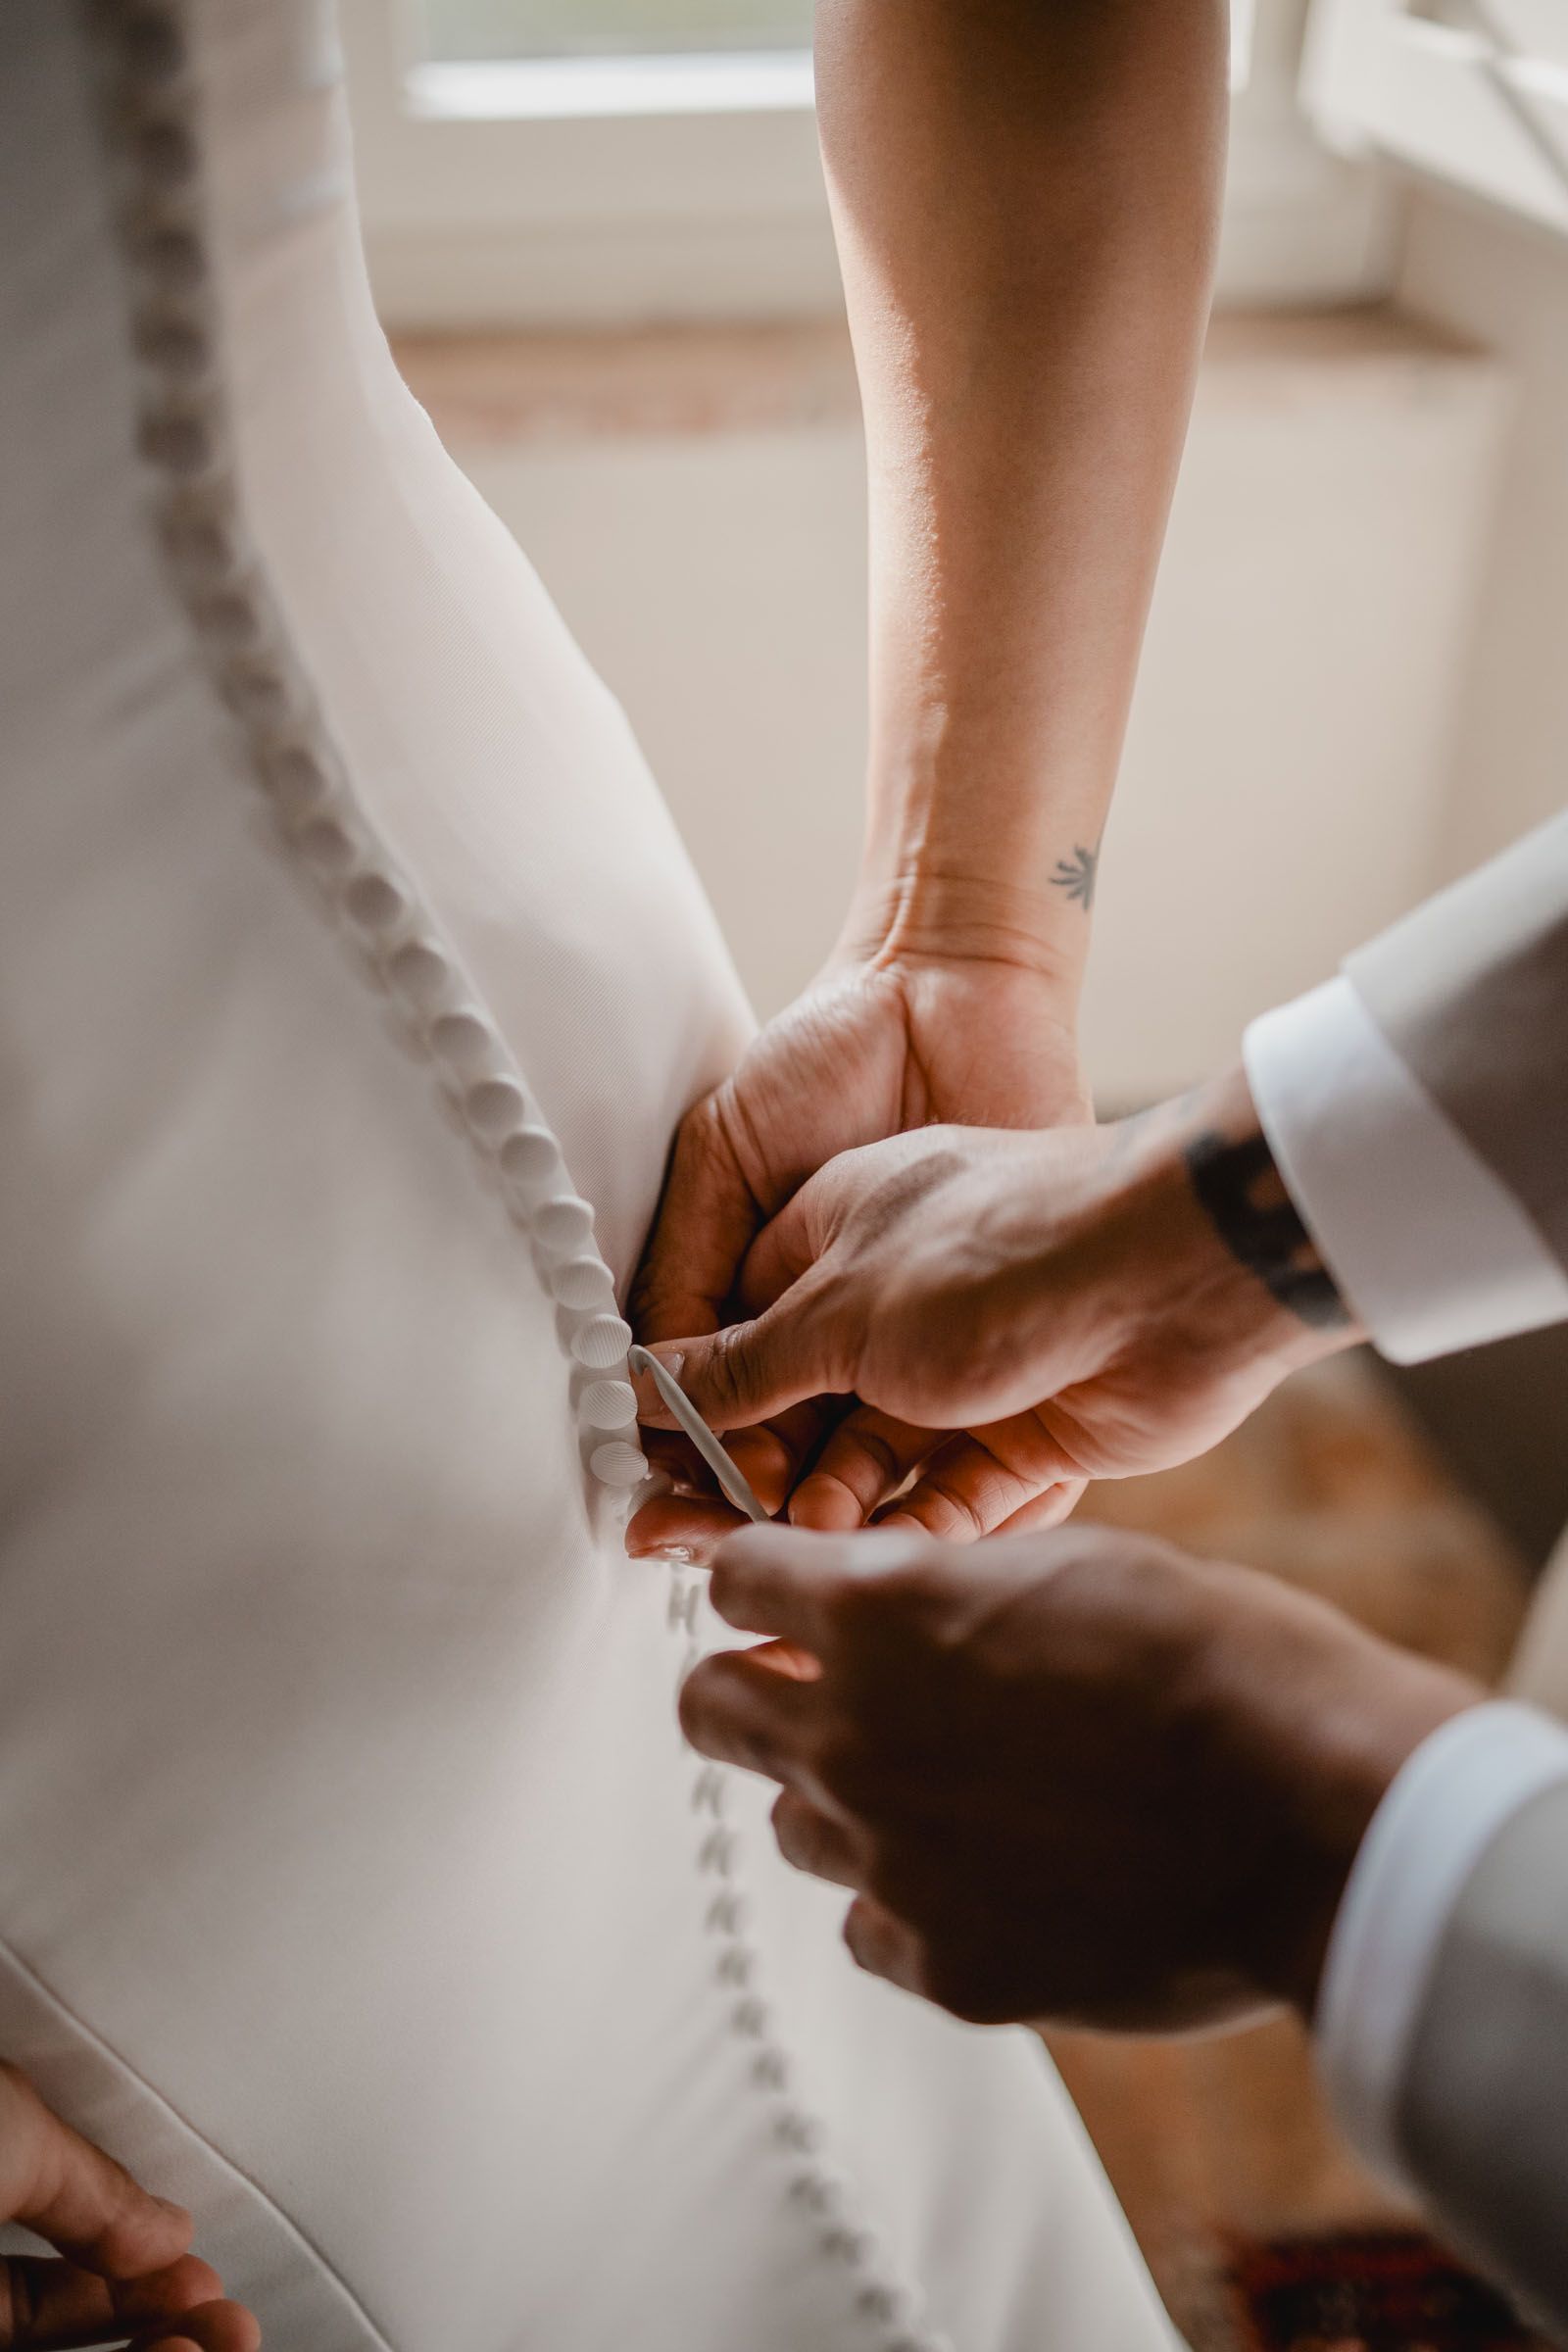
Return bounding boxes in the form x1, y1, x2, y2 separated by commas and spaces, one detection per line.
636, 1282, 851, 1436
630, 1089, 763, 1349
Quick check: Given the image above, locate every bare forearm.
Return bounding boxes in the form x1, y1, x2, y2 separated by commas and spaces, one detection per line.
817, 0, 1228, 991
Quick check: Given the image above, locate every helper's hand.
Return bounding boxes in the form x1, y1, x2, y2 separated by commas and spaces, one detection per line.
636, 1065, 1355, 1541
0, 2061, 258, 2349
681, 1523, 1478, 2032
629, 947, 1090, 1549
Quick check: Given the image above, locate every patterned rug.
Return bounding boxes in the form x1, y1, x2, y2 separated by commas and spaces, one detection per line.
1229, 2232, 1555, 2352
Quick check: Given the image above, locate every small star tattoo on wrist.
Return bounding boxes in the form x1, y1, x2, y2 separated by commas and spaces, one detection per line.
1050, 843, 1099, 910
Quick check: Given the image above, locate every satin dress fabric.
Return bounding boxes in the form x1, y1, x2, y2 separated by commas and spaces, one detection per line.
0, 8, 1177, 2349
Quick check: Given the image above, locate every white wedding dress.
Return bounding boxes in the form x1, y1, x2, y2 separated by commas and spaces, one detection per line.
0, 7, 1178, 2347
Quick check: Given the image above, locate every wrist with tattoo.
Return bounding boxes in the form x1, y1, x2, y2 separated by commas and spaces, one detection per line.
1184, 1116, 1348, 1332
1104, 1064, 1360, 1383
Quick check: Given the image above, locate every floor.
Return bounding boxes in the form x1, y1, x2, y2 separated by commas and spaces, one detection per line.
1045, 1349, 1539, 2350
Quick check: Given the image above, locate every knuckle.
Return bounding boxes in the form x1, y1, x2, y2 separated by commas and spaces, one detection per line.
700, 1324, 755, 1423
846, 1423, 904, 1488
913, 1477, 990, 1544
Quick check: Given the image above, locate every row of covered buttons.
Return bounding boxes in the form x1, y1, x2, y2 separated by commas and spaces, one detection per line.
96, 0, 646, 1498
672, 1572, 947, 2352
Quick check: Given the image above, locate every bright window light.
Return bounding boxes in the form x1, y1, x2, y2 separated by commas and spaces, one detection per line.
420, 0, 814, 63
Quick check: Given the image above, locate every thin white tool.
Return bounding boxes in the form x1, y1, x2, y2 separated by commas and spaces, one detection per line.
628, 1345, 768, 1524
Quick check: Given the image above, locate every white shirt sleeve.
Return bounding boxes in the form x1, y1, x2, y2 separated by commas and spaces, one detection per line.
1244, 975, 1568, 1365
1314, 1700, 1568, 2194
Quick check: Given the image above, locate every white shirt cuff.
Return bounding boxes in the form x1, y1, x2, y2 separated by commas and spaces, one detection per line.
1244, 975, 1568, 1364
1314, 1699, 1568, 2194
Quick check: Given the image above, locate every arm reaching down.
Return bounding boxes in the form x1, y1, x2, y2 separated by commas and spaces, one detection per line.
634, 815, 1568, 1543
631, 0, 1228, 1528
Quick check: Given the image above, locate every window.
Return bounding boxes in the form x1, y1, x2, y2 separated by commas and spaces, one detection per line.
1304, 0, 1568, 234
340, 0, 1391, 329
420, 2, 815, 63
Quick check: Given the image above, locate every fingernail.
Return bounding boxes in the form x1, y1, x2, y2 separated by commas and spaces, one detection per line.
630, 1347, 683, 1418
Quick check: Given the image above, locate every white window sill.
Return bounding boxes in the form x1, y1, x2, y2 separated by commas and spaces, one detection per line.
408, 50, 816, 123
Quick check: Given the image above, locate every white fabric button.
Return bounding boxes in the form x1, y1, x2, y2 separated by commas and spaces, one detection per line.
571, 1313, 631, 1369
730, 1998, 769, 2038
588, 1441, 648, 1489
296, 819, 357, 877
465, 1077, 527, 1141
120, 9, 187, 81
580, 1379, 636, 1431
158, 506, 237, 582
549, 1256, 611, 1310
709, 1891, 749, 1936
190, 586, 263, 653
535, 1195, 595, 1252
498, 1126, 563, 1190
134, 308, 209, 376
260, 746, 331, 819
789, 2175, 843, 2216
386, 940, 457, 1012
700, 1828, 737, 1877
667, 1581, 701, 1637
772, 2111, 820, 2151
429, 1011, 496, 1078
751, 2047, 788, 2090
219, 657, 292, 726
821, 2227, 873, 2267
343, 872, 409, 935
133, 119, 197, 185
132, 222, 205, 289
138, 406, 212, 474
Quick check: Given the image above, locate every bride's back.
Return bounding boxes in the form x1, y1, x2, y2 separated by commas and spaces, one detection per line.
0, 7, 1174, 2347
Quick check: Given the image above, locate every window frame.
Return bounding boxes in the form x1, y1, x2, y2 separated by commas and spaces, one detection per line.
1303, 0, 1568, 235
341, 0, 1395, 327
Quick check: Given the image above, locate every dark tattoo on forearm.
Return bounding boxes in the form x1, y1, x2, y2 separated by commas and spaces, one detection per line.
1050, 842, 1099, 910
1184, 1129, 1348, 1330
